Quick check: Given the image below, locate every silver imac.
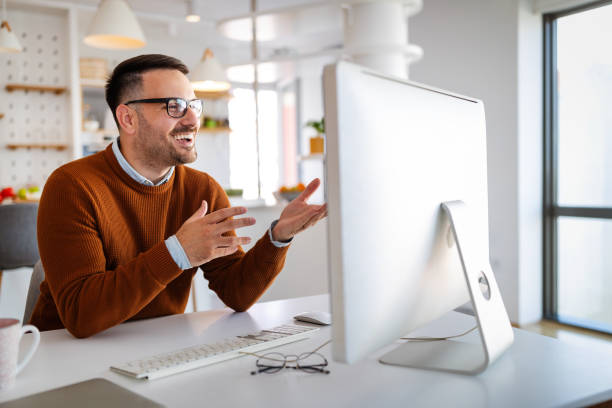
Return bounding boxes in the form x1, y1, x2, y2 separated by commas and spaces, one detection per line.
322, 61, 514, 374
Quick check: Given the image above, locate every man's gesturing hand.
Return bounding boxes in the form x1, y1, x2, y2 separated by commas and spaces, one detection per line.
272, 178, 328, 242
175, 201, 255, 267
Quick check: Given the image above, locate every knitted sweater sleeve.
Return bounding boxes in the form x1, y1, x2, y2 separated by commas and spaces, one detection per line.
37, 170, 182, 338
201, 179, 290, 312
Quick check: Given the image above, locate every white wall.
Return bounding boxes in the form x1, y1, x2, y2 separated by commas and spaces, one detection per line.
410, 0, 543, 324
517, 0, 543, 326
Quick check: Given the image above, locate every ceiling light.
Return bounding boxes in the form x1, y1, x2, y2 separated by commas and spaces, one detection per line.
84, 0, 146, 50
186, 0, 201, 23
0, 0, 22, 53
191, 49, 231, 92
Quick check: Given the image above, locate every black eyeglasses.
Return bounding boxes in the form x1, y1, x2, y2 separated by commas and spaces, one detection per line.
248, 351, 330, 375
123, 97, 203, 118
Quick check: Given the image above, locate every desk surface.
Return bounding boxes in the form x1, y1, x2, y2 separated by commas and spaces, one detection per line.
2, 295, 612, 408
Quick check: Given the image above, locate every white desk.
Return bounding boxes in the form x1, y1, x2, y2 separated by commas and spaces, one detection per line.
2, 295, 612, 408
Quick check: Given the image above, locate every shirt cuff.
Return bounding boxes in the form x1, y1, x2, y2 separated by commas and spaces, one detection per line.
165, 235, 192, 270
269, 219, 292, 248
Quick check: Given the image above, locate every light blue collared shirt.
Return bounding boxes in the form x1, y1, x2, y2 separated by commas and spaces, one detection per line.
111, 138, 291, 270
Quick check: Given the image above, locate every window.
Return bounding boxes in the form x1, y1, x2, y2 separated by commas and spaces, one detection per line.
228, 87, 280, 202
544, 1, 612, 334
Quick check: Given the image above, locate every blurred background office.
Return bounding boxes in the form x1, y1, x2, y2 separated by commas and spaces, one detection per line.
0, 0, 610, 349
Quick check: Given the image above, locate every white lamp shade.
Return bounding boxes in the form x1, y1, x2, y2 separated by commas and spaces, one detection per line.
84, 0, 146, 49
186, 0, 201, 22
191, 49, 231, 92
0, 21, 22, 53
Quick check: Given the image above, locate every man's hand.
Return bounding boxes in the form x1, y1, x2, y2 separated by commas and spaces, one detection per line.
175, 201, 255, 267
272, 178, 328, 242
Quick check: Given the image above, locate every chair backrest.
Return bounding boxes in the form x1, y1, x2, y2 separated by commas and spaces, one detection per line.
0, 203, 39, 269
24, 260, 44, 324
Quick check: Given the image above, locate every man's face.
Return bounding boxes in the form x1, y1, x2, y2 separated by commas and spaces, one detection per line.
130, 69, 200, 167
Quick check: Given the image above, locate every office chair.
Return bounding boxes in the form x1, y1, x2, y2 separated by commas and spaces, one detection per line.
23, 260, 44, 324
0, 202, 40, 293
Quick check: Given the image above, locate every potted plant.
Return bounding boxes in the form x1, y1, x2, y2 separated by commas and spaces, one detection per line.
305, 118, 325, 154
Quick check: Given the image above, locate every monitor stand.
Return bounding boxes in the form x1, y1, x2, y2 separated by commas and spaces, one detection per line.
379, 200, 514, 375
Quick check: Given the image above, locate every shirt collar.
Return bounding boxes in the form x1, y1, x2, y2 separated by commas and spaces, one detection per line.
111, 137, 174, 186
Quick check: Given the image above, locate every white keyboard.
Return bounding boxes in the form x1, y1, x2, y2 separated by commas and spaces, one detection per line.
110, 324, 319, 380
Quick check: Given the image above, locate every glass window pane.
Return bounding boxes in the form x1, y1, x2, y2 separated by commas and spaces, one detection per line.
228, 88, 259, 199
557, 217, 612, 331
557, 4, 612, 207
257, 90, 280, 203
227, 88, 280, 201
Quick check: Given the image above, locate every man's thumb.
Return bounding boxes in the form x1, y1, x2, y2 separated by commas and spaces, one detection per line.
188, 200, 208, 221
199, 200, 208, 217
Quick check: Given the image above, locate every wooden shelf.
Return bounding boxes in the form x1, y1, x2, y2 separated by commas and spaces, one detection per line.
6, 144, 69, 151
82, 128, 117, 136
195, 90, 232, 100
80, 78, 106, 89
13, 197, 40, 203
298, 153, 324, 161
5, 84, 67, 95
199, 127, 232, 133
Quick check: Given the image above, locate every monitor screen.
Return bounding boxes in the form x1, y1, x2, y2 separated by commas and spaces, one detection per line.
323, 61, 493, 365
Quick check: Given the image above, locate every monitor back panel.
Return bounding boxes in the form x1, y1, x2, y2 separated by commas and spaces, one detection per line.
323, 61, 489, 363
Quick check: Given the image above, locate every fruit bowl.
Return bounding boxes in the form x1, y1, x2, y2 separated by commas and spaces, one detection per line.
224, 188, 243, 198
275, 183, 306, 202
273, 191, 301, 202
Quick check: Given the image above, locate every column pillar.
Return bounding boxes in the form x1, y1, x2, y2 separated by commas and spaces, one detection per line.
342, 0, 423, 79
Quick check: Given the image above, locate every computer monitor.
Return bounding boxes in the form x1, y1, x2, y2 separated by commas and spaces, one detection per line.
322, 61, 513, 374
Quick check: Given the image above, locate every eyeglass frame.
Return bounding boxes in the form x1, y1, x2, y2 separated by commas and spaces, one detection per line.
123, 97, 203, 118
250, 351, 330, 375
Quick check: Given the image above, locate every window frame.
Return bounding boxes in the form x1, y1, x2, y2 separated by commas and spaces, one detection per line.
543, 0, 612, 334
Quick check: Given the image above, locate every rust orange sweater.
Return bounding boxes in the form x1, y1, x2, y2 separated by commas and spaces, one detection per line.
30, 145, 289, 338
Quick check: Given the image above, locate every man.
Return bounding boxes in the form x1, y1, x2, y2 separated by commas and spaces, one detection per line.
30, 54, 327, 338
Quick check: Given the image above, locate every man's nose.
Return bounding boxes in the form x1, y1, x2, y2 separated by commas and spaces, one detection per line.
181, 105, 200, 128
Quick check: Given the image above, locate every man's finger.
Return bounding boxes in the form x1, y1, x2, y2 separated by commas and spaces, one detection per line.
205, 206, 248, 224
186, 200, 208, 223
215, 246, 239, 257
216, 216, 256, 234
304, 210, 325, 229
296, 178, 321, 202
288, 206, 320, 227
217, 236, 252, 247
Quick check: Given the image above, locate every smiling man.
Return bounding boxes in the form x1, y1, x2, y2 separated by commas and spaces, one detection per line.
30, 54, 327, 338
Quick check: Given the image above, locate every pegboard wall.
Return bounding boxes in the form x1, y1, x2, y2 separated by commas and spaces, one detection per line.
0, 7, 72, 189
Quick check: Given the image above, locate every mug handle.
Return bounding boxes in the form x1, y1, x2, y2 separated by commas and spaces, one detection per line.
15, 325, 40, 375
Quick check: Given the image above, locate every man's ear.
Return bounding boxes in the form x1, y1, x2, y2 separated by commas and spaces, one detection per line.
116, 104, 137, 135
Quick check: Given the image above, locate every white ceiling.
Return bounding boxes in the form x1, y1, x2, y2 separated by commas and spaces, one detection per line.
9, 0, 346, 82
57, 0, 344, 62
52, 0, 329, 21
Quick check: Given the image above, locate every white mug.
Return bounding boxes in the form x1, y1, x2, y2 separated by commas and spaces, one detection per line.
0, 319, 40, 390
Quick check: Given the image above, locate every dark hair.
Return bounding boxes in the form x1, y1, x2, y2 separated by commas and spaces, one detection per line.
105, 54, 189, 128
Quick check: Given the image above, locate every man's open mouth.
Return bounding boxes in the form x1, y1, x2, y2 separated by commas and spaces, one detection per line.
174, 133, 194, 147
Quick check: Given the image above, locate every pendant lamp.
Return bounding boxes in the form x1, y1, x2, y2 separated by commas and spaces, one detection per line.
186, 0, 201, 23
84, 0, 146, 49
0, 0, 22, 53
191, 49, 231, 92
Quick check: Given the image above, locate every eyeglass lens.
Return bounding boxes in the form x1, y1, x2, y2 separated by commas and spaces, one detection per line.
296, 352, 329, 373
252, 352, 329, 375
253, 352, 286, 374
167, 98, 203, 118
